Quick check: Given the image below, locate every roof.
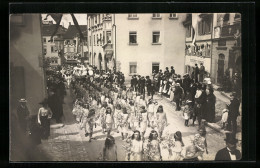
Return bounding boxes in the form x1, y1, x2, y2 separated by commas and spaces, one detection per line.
63, 25, 87, 39
42, 24, 67, 36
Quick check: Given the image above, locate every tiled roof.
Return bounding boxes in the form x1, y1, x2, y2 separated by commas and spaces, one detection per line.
63, 25, 87, 39
42, 24, 67, 36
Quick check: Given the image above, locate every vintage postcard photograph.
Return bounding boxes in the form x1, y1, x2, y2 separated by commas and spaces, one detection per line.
10, 13, 242, 162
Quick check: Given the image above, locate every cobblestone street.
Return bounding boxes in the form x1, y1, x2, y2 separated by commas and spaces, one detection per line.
35, 87, 241, 161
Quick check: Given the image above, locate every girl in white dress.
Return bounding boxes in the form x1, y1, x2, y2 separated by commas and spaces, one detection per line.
169, 131, 185, 161
127, 130, 143, 161
139, 106, 148, 141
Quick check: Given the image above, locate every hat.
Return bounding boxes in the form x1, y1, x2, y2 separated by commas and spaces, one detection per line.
19, 98, 27, 103
224, 133, 238, 145
175, 83, 180, 86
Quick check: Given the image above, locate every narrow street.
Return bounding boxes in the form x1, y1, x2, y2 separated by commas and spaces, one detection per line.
35, 87, 238, 161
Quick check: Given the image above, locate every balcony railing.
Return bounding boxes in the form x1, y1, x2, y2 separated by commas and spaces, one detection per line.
218, 23, 241, 38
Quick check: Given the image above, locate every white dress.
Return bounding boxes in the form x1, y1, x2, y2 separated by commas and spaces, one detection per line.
129, 140, 143, 161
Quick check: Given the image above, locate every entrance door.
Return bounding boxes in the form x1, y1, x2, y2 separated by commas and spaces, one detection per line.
217, 54, 225, 84
152, 63, 159, 73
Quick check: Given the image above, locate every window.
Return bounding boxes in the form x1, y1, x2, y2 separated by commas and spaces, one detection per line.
43, 38, 46, 43
128, 13, 138, 19
43, 47, 47, 55
169, 13, 178, 18
97, 34, 99, 46
152, 31, 160, 44
95, 16, 97, 24
107, 31, 111, 44
100, 33, 102, 45
129, 32, 137, 44
198, 16, 212, 35
94, 35, 95, 46
186, 24, 191, 37
152, 13, 161, 18
73, 40, 76, 45
129, 62, 137, 74
51, 46, 56, 53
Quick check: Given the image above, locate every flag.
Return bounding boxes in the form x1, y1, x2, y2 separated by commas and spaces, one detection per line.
70, 13, 85, 43
191, 13, 201, 46
46, 13, 63, 42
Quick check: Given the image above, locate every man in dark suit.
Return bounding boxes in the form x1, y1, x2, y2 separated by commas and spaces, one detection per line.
140, 76, 146, 95
215, 133, 241, 160
199, 63, 205, 82
145, 76, 152, 96
194, 64, 199, 83
170, 66, 175, 76
227, 92, 240, 138
174, 83, 183, 111
131, 75, 138, 92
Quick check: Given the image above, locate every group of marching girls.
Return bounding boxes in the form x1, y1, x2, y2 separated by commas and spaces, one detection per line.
71, 81, 169, 143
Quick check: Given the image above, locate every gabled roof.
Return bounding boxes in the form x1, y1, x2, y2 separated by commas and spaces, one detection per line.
42, 24, 67, 36
63, 25, 87, 39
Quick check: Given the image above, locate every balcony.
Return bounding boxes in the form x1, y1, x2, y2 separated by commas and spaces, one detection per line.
215, 22, 241, 38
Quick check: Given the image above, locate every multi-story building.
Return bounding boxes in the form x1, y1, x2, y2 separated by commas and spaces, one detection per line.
184, 13, 241, 84
87, 13, 186, 80
212, 13, 241, 84
63, 23, 87, 64
87, 14, 114, 71
115, 13, 186, 80
184, 13, 213, 78
42, 21, 66, 66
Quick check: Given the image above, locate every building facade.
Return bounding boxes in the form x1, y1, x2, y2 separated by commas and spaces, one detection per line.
63, 24, 87, 64
115, 13, 186, 80
10, 14, 47, 115
42, 22, 66, 66
87, 14, 114, 71
87, 13, 186, 80
184, 13, 241, 84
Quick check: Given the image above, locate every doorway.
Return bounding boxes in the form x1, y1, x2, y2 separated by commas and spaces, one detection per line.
217, 54, 225, 84
152, 63, 160, 73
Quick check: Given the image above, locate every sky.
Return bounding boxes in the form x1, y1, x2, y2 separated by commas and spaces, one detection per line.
41, 14, 87, 28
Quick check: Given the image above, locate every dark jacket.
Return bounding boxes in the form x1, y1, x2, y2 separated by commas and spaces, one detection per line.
215, 147, 241, 161
174, 86, 183, 100
194, 67, 199, 75
228, 98, 240, 118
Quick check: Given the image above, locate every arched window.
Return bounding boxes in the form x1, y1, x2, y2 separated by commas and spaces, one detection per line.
219, 53, 225, 60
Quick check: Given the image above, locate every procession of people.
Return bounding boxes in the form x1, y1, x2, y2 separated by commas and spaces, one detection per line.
16, 62, 241, 161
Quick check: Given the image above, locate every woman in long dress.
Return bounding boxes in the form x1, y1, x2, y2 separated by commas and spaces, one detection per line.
169, 82, 175, 102
127, 130, 143, 161
37, 98, 52, 139
169, 131, 184, 161
103, 135, 118, 161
